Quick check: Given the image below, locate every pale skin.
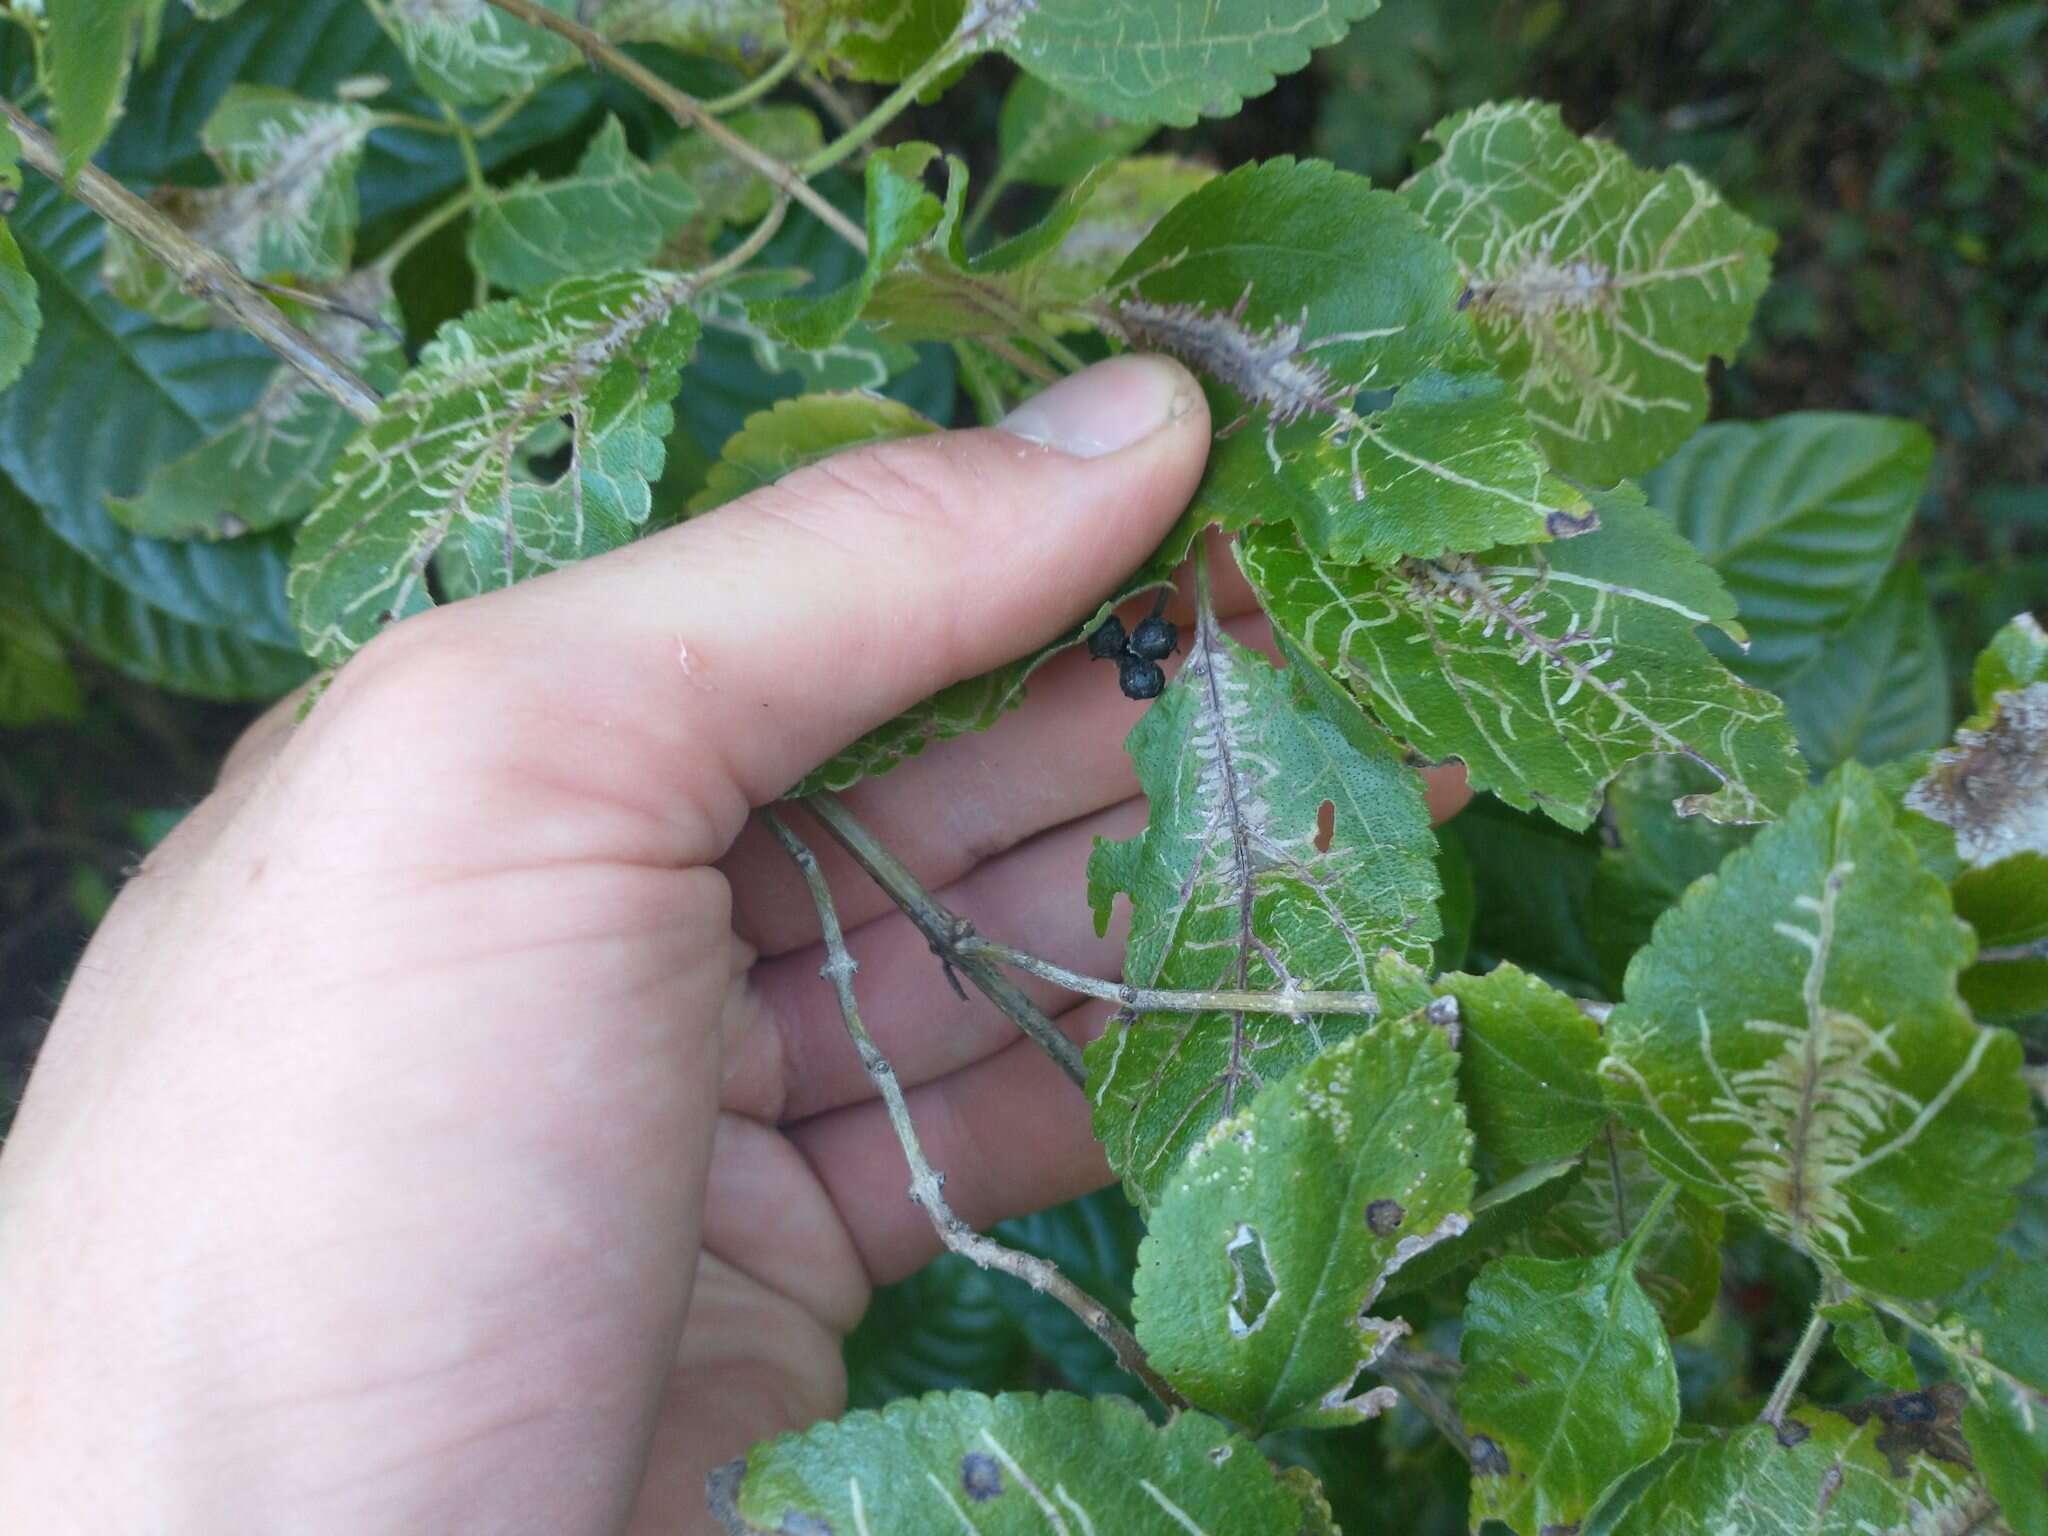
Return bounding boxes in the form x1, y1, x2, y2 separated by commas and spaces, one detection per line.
0, 356, 1467, 1532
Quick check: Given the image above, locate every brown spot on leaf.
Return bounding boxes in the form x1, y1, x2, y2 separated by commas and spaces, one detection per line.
1840, 1383, 1973, 1479
1366, 1198, 1406, 1236
1544, 503, 1600, 538
1905, 683, 2048, 867
960, 1452, 1003, 1502
1470, 1434, 1511, 1477
1313, 799, 1335, 853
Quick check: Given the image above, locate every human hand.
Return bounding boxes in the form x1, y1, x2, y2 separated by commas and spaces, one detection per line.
0, 356, 1467, 1533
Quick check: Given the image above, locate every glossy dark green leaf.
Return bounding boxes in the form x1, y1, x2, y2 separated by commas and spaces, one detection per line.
1135, 1013, 1473, 1432
714, 1392, 1331, 1532
989, 1189, 1149, 1399
290, 270, 698, 662
1240, 488, 1807, 830
1642, 414, 1934, 685
0, 177, 295, 647
993, 0, 1380, 127
1458, 1242, 1680, 1536
1109, 158, 1582, 565
470, 116, 698, 296
1403, 100, 1773, 483
843, 1257, 1032, 1409
0, 473, 307, 699
0, 576, 82, 725
1602, 765, 2036, 1297
1778, 566, 1952, 774
1086, 613, 1441, 1208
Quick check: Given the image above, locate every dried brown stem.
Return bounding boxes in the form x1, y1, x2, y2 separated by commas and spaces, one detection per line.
762, 810, 1190, 1414
2, 98, 382, 424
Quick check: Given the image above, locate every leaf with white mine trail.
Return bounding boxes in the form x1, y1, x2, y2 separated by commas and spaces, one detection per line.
712, 1390, 1330, 1533
1085, 608, 1441, 1210
1917, 1249, 2048, 1534
1601, 764, 2036, 1298
1403, 99, 1773, 483
290, 270, 698, 663
1134, 1010, 1473, 1434
1239, 485, 1807, 830
379, 0, 577, 106
1106, 158, 1589, 566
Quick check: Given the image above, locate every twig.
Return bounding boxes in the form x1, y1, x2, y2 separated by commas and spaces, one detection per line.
1759, 1305, 1830, 1428
1, 99, 381, 425
762, 810, 1190, 1413
959, 936, 1383, 1019
802, 793, 1086, 1087
799, 72, 862, 133
1980, 937, 2048, 964
1375, 1341, 1470, 1456
702, 47, 809, 114
798, 41, 970, 176
483, 0, 867, 251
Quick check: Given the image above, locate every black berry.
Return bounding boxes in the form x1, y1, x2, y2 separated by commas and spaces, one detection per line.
1085, 616, 1128, 660
1119, 657, 1165, 700
1128, 615, 1178, 660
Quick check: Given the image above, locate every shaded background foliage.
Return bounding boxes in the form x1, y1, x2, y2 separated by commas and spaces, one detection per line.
0, 3, 2042, 1523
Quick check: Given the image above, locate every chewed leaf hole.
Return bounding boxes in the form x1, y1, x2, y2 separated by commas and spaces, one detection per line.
1225, 1223, 1279, 1338
1313, 798, 1336, 854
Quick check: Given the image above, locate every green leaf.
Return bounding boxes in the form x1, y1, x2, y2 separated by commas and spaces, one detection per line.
0, 176, 296, 648
469, 117, 698, 296
753, 143, 947, 349
1905, 678, 2048, 871
992, 0, 1381, 127
1109, 158, 1583, 566
1973, 612, 2048, 708
107, 270, 406, 540
585, 0, 788, 66
1018, 154, 1213, 316
48, 0, 162, 176
1513, 1125, 1725, 1335
1601, 764, 2036, 1297
1817, 1298, 1915, 1390
1453, 795, 1606, 994
713, 1391, 1330, 1532
657, 107, 823, 261
843, 1258, 1032, 1409
1134, 1014, 1474, 1432
1402, 100, 1774, 482
1641, 414, 1934, 685
1431, 960, 1607, 1165
1373, 1152, 1583, 1305
0, 120, 36, 393
1458, 1243, 1680, 1536
1954, 853, 2048, 1020
0, 577, 82, 725
1926, 1251, 2048, 1534
1607, 1404, 1997, 1536
1085, 612, 1441, 1209
995, 73, 1155, 187
377, 0, 576, 105
290, 270, 699, 663
1239, 488, 1807, 829
0, 473, 308, 700
687, 390, 935, 515
1591, 755, 1756, 994
1779, 566, 1952, 774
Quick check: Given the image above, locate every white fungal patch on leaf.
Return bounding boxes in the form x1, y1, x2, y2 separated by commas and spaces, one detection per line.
387, 0, 574, 103
1906, 682, 2048, 868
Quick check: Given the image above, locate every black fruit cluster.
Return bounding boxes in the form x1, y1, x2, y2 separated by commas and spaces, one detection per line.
1086, 614, 1178, 700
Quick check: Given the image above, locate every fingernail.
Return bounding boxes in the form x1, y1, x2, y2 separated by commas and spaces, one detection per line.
999, 355, 1198, 459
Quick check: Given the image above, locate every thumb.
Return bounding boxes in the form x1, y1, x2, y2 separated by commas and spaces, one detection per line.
322, 354, 1211, 863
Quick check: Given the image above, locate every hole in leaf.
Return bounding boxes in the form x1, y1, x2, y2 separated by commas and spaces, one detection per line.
1313, 799, 1335, 853
1225, 1223, 1279, 1337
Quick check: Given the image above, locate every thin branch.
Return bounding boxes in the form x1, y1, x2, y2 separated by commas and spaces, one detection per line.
1980, 936, 2048, 964
1759, 1305, 1830, 1428
959, 936, 1383, 1019
762, 810, 1190, 1414
798, 41, 969, 176
802, 793, 1086, 1087
1, 98, 381, 425
799, 72, 863, 133
1375, 1341, 1470, 1457
482, 0, 867, 252
702, 47, 809, 114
